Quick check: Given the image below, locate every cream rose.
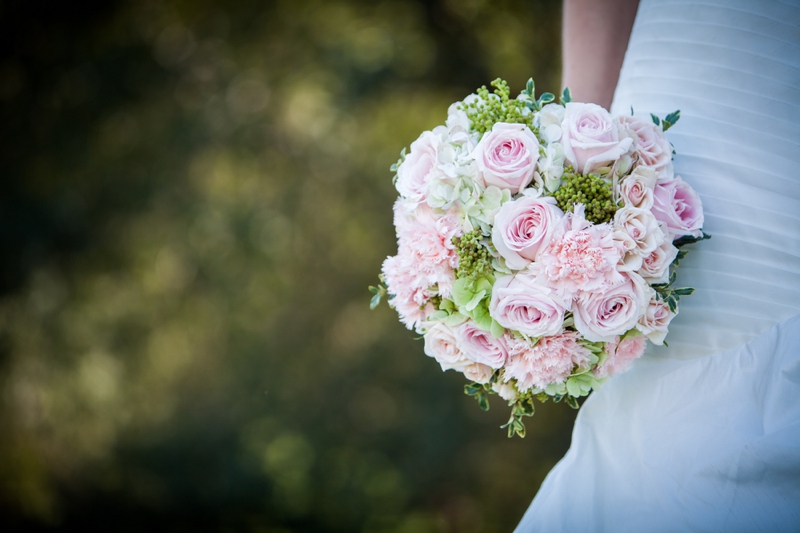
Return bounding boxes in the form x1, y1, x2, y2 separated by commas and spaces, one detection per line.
489, 272, 567, 337
640, 239, 678, 284
572, 272, 651, 342
636, 298, 675, 345
619, 115, 673, 179
396, 131, 440, 204
457, 321, 509, 369
619, 166, 657, 210
492, 196, 564, 270
423, 322, 470, 371
561, 102, 634, 175
614, 206, 664, 257
463, 362, 494, 384
472, 122, 540, 193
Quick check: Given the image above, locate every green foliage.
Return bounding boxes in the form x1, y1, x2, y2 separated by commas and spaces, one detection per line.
560, 87, 572, 105
673, 231, 712, 248
462, 78, 535, 135
553, 168, 619, 223
501, 398, 536, 438
653, 271, 695, 313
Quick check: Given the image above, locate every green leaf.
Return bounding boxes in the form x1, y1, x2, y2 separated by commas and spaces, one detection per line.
439, 298, 455, 312
566, 395, 580, 409
521, 400, 535, 416
673, 287, 695, 296
630, 105, 635, 116
368, 286, 379, 294
560, 87, 572, 105
537, 92, 555, 107
490, 319, 505, 339
525, 78, 535, 96
650, 113, 661, 126
663, 110, 681, 131
565, 378, 581, 397
370, 294, 381, 310
477, 392, 490, 411
673, 231, 712, 248
464, 383, 483, 396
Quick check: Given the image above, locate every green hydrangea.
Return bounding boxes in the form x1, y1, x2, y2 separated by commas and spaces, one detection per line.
553, 168, 619, 224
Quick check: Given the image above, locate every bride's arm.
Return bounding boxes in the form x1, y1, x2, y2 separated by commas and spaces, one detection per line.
561, 0, 640, 110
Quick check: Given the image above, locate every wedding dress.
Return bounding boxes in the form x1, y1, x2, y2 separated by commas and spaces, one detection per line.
516, 0, 800, 530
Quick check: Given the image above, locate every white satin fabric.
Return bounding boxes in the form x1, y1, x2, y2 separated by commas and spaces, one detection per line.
516, 0, 800, 530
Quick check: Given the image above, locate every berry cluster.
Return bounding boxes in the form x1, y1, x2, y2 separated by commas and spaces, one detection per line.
461, 79, 535, 135
452, 230, 493, 281
554, 169, 619, 224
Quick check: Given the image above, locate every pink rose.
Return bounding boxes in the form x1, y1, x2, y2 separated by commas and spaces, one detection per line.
503, 331, 591, 391
618, 115, 673, 178
396, 131, 440, 204
492, 196, 564, 270
640, 239, 678, 284
423, 322, 471, 371
572, 272, 651, 342
619, 166, 657, 210
489, 272, 566, 337
561, 103, 634, 175
636, 298, 675, 345
536, 205, 623, 299
613, 206, 664, 257
472, 122, 540, 193
652, 176, 704, 239
457, 321, 509, 369
464, 362, 494, 384
594, 334, 646, 378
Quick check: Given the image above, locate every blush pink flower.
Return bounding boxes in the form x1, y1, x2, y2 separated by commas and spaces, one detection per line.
536, 205, 623, 299
652, 176, 704, 239
489, 272, 566, 337
457, 321, 509, 369
492, 195, 564, 270
594, 334, 647, 378
619, 166, 657, 210
472, 122, 540, 193
561, 103, 634, 175
640, 238, 678, 284
503, 331, 591, 391
572, 272, 651, 342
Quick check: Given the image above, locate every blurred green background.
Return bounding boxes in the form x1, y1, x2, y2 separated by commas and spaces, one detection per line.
0, 0, 573, 531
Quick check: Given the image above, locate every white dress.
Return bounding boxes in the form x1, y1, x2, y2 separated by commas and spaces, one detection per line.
516, 0, 800, 531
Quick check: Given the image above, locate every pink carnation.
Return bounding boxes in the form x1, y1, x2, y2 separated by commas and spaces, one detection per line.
594, 334, 646, 378
381, 254, 434, 332
503, 332, 591, 391
536, 205, 623, 299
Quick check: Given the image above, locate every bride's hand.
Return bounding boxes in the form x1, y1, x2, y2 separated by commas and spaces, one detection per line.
561, 0, 640, 110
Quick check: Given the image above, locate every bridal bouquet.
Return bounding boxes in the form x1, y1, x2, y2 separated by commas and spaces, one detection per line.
370, 79, 708, 437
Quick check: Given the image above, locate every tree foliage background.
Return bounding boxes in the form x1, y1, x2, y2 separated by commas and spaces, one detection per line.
0, 0, 573, 531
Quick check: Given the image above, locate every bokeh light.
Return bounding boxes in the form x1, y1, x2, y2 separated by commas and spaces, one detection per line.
0, 1, 572, 531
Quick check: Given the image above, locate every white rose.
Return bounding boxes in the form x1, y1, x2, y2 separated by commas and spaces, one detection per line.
640, 239, 679, 284
396, 131, 441, 204
619, 166, 657, 210
423, 322, 470, 371
560, 102, 634, 175
618, 115, 673, 180
492, 381, 519, 402
636, 297, 675, 345
614, 206, 664, 257
464, 362, 494, 384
